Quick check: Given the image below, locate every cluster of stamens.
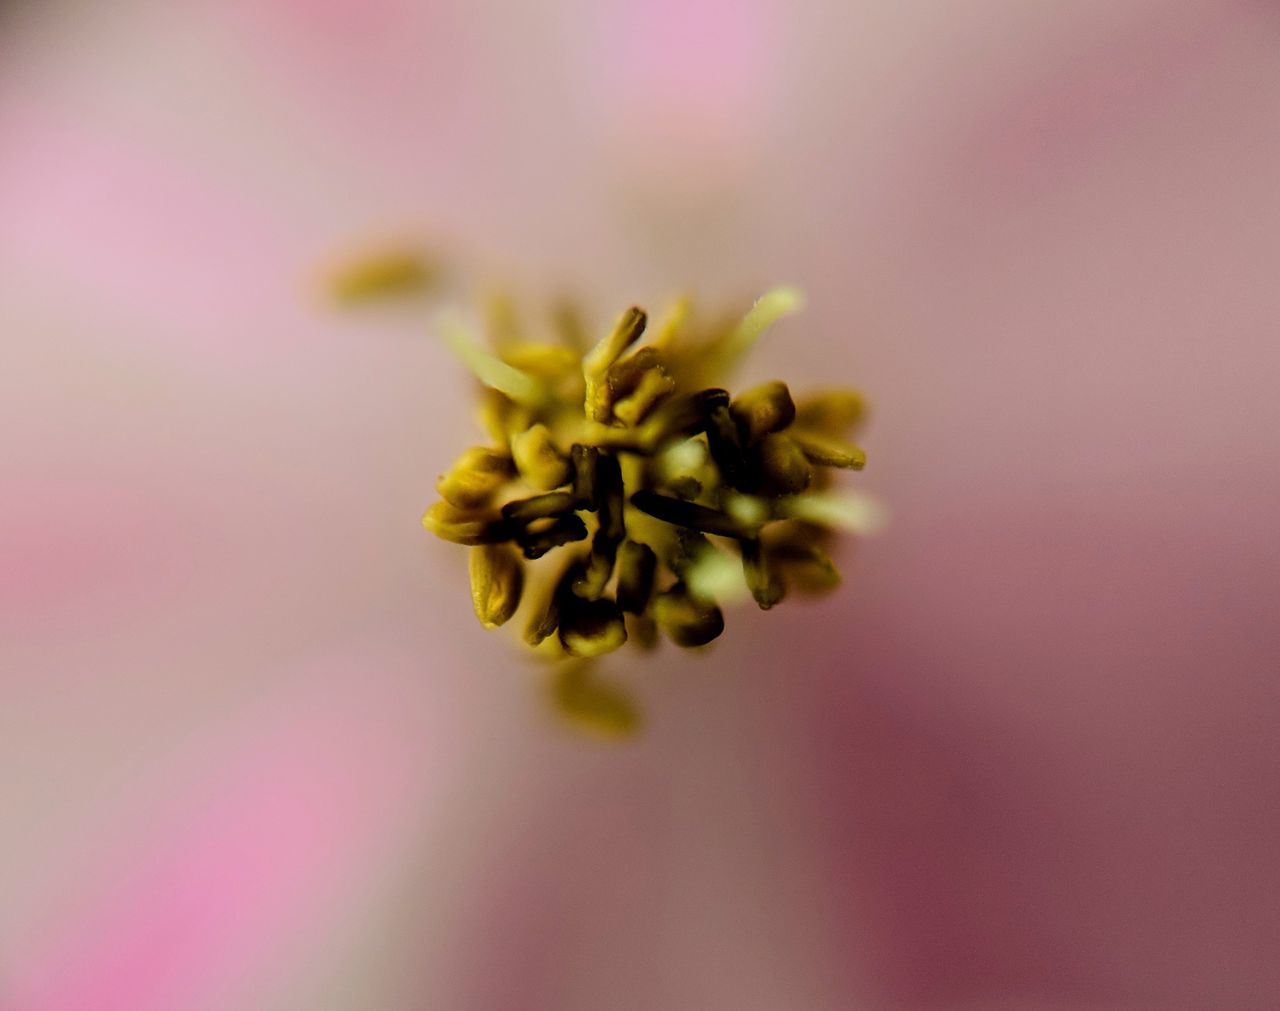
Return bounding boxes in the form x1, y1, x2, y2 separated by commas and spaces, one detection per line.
422, 289, 871, 667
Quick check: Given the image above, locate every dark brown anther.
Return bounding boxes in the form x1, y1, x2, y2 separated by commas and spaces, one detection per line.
741, 539, 785, 610
570, 444, 599, 509
652, 584, 725, 647
574, 531, 619, 599
518, 513, 589, 559
647, 387, 730, 444
668, 528, 714, 582
501, 491, 578, 523
730, 381, 796, 444
558, 595, 628, 658
595, 451, 625, 541
630, 490, 758, 539
666, 476, 702, 500
615, 540, 657, 613
705, 403, 747, 488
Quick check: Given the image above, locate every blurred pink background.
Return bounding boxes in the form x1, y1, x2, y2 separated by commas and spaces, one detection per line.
2, 1, 1278, 1008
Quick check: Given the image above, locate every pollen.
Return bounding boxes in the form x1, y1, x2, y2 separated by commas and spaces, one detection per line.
421, 287, 876, 685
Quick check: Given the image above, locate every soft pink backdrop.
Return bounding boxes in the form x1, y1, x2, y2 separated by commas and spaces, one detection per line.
2, 1, 1278, 1008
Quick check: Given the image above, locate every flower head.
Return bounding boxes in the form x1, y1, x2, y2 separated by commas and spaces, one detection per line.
422, 287, 877, 686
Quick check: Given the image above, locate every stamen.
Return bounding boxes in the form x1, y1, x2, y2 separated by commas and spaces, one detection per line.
422, 501, 513, 545
639, 388, 730, 448
608, 347, 676, 427
615, 540, 657, 613
574, 533, 619, 599
525, 554, 584, 647
594, 452, 626, 540
469, 544, 525, 628
583, 306, 647, 421
570, 444, 599, 508
501, 491, 577, 523
437, 447, 514, 509
769, 542, 842, 594
730, 381, 796, 444
518, 513, 589, 558
559, 596, 628, 658
650, 294, 690, 350
511, 424, 571, 491
741, 540, 785, 610
715, 285, 804, 373
704, 402, 748, 488
414, 286, 874, 695
630, 490, 759, 539
789, 430, 867, 470
652, 585, 725, 647
755, 433, 812, 495
439, 314, 546, 406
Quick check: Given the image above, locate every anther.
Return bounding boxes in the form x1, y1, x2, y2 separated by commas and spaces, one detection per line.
630, 490, 760, 540
615, 540, 657, 613
584, 306, 647, 421
730, 381, 796, 444
570, 444, 599, 509
422, 501, 514, 545
469, 544, 525, 628
789, 430, 867, 470
595, 451, 626, 541
559, 595, 628, 658
501, 491, 578, 523
755, 432, 812, 495
741, 540, 785, 610
704, 402, 748, 488
436, 447, 513, 509
652, 585, 725, 647
518, 513, 588, 558
525, 555, 584, 647
511, 424, 571, 490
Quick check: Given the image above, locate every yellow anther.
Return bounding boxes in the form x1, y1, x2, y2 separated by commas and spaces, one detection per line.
730, 381, 796, 444
789, 430, 867, 470
422, 501, 503, 545
583, 306, 647, 421
469, 544, 525, 628
511, 424, 571, 491
436, 447, 513, 509
327, 247, 436, 304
